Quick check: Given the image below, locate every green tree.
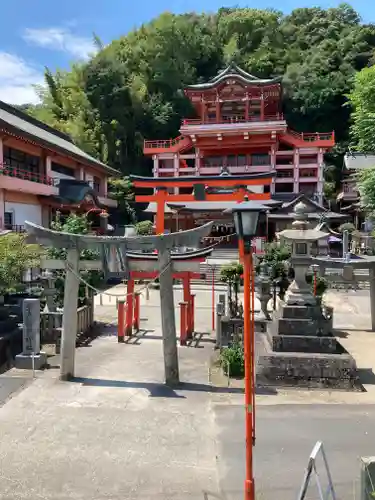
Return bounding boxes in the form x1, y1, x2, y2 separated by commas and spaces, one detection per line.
107, 176, 136, 223
356, 167, 375, 216
25, 4, 375, 187
347, 66, 375, 152
48, 213, 103, 306
0, 233, 42, 295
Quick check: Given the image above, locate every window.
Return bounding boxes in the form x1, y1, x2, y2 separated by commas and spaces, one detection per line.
4, 212, 13, 228
237, 155, 247, 166
227, 155, 236, 167
3, 146, 39, 174
51, 162, 75, 177
93, 176, 101, 193
251, 154, 269, 166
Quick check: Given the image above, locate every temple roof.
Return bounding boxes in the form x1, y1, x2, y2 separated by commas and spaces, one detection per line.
184, 62, 282, 91
39, 179, 107, 209
130, 172, 274, 185
143, 199, 279, 214
0, 100, 118, 175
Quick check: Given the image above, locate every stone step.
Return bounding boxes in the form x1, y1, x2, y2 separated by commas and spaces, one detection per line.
275, 304, 325, 320
272, 317, 330, 336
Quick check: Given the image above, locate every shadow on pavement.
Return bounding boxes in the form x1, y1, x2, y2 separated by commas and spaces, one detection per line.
70, 376, 256, 397
358, 368, 375, 385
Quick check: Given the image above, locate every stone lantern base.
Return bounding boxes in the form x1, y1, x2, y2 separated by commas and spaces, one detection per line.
257, 300, 360, 390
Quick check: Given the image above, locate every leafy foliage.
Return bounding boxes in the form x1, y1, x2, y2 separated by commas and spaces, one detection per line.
356, 168, 375, 216
220, 261, 243, 283
48, 213, 103, 306
0, 234, 42, 294
338, 221, 357, 233
107, 176, 136, 222
24, 5, 375, 182
135, 220, 153, 235
258, 242, 291, 279
220, 342, 245, 378
347, 66, 375, 152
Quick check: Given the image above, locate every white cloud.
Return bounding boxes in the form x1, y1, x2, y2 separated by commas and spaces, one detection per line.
0, 52, 43, 105
23, 27, 96, 60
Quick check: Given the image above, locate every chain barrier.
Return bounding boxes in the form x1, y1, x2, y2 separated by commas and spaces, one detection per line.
63, 231, 240, 301
65, 261, 172, 300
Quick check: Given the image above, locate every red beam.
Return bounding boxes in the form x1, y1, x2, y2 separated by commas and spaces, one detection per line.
132, 177, 272, 189
135, 192, 271, 203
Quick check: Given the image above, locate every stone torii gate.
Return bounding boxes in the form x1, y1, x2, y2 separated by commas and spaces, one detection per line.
25, 220, 213, 385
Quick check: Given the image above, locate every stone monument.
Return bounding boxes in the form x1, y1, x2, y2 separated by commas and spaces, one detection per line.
257, 202, 359, 390
15, 298, 47, 370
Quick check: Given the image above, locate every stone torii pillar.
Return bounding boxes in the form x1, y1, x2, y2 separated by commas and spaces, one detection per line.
25, 221, 213, 383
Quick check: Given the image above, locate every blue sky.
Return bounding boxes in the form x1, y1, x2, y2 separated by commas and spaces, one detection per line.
0, 0, 371, 105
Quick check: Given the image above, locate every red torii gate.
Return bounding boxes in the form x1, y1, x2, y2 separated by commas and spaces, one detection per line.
122, 246, 215, 339
130, 172, 273, 235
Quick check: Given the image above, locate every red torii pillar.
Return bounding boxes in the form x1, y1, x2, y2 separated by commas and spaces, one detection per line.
125, 278, 135, 337
182, 272, 193, 338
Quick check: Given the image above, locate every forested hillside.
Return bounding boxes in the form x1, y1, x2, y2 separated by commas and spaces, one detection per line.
27, 3, 375, 180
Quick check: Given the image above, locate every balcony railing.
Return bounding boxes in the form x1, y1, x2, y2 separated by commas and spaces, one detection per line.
287, 130, 335, 143
144, 135, 186, 150
0, 165, 53, 185
182, 114, 284, 126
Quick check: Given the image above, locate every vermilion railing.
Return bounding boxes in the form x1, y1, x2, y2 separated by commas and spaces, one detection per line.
182, 114, 284, 125
287, 130, 335, 142
0, 165, 54, 185
144, 135, 187, 150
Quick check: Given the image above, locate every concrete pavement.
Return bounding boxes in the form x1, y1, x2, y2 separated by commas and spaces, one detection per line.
1, 286, 375, 499
0, 332, 223, 500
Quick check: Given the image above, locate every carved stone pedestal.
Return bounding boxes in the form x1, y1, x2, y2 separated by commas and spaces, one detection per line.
258, 300, 359, 390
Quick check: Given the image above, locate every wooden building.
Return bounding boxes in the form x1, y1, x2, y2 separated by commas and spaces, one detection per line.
0, 100, 117, 231
141, 63, 335, 241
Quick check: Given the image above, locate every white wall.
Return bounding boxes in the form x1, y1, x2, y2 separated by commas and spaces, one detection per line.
5, 202, 42, 226
251, 184, 264, 194
345, 154, 375, 170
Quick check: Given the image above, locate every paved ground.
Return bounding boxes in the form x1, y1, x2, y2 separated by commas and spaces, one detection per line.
0, 286, 375, 499
216, 403, 375, 500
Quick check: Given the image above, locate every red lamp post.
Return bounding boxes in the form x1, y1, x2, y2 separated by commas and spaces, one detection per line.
225, 200, 267, 500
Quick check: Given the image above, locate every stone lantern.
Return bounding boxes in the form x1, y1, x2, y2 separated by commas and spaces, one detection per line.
257, 201, 358, 390
277, 201, 329, 306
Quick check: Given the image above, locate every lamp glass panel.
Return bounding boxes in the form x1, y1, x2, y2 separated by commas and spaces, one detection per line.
240, 211, 260, 238
233, 212, 240, 235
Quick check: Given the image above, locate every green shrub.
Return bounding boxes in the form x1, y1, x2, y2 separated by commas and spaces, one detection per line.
338, 222, 356, 234
135, 220, 153, 235
220, 261, 243, 283
257, 241, 291, 279
306, 274, 328, 296
219, 342, 244, 378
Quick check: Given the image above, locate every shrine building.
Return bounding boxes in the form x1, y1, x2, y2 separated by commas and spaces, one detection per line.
138, 63, 336, 243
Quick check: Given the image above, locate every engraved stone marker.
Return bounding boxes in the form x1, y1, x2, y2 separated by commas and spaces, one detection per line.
15, 298, 47, 370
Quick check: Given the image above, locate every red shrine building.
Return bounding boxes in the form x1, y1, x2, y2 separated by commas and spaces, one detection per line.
141, 63, 336, 241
